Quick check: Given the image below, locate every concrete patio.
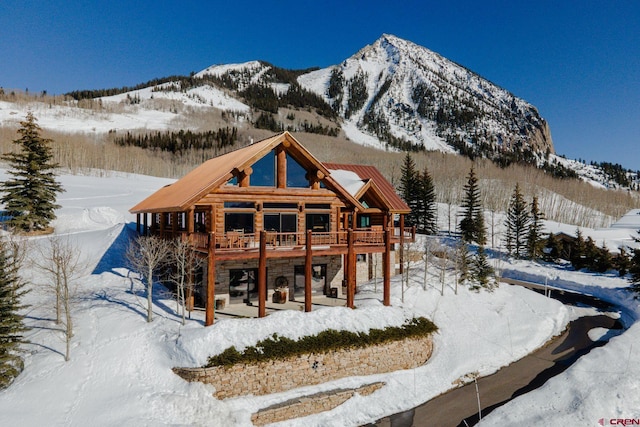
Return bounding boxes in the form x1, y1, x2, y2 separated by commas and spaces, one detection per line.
212, 295, 348, 319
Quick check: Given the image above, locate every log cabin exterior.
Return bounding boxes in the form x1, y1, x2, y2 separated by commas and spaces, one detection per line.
130, 132, 414, 326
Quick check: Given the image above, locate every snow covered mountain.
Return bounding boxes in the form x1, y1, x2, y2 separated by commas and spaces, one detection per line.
297, 34, 554, 156
3, 34, 637, 189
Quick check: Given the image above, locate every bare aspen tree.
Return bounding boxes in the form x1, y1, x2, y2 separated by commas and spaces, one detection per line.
435, 244, 449, 296
402, 239, 424, 302
437, 177, 461, 235
422, 236, 431, 291
36, 236, 83, 362
169, 237, 203, 325
126, 235, 170, 323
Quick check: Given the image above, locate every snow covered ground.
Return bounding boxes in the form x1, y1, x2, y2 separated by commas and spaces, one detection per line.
0, 169, 638, 426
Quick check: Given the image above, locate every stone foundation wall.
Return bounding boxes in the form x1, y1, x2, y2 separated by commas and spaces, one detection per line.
251, 382, 384, 426
173, 335, 433, 399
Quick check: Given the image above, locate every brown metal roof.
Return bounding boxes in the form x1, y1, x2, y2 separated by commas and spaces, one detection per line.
130, 132, 359, 214
324, 163, 410, 214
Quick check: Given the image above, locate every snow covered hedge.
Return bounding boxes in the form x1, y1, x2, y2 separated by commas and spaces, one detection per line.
205, 317, 437, 368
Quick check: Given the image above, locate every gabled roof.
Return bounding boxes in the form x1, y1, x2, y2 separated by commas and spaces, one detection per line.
324, 163, 410, 214
130, 132, 359, 213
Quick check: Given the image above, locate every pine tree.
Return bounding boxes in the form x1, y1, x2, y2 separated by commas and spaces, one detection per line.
399, 152, 419, 227
570, 229, 587, 270
459, 167, 486, 245
471, 245, 494, 290
594, 243, 613, 273
615, 247, 631, 277
417, 168, 438, 235
504, 183, 529, 258
0, 240, 29, 389
584, 236, 599, 270
1, 112, 64, 232
526, 196, 545, 260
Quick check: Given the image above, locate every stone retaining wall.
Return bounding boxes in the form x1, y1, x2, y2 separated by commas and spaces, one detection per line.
251, 382, 384, 426
173, 335, 433, 399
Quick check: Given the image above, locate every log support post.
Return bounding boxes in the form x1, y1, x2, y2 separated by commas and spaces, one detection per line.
205, 232, 216, 326
346, 229, 356, 309
305, 230, 313, 312
399, 214, 405, 275
383, 227, 391, 306
258, 230, 267, 318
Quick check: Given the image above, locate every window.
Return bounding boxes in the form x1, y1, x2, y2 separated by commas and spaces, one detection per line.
293, 264, 327, 296
306, 213, 330, 232
177, 212, 186, 230
194, 211, 207, 233
229, 269, 265, 304
357, 254, 367, 262
358, 215, 371, 228
286, 153, 309, 188
251, 150, 275, 187
264, 213, 297, 233
224, 213, 254, 233
224, 201, 255, 209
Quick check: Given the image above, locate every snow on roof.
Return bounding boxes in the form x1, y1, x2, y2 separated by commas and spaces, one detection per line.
328, 169, 366, 196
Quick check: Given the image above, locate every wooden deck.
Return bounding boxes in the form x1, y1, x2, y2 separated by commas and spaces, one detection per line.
162, 227, 415, 259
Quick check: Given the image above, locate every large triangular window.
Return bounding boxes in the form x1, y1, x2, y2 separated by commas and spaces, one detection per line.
287, 153, 309, 188
251, 150, 276, 187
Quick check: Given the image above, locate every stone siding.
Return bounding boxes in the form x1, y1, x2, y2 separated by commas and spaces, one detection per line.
173, 335, 433, 399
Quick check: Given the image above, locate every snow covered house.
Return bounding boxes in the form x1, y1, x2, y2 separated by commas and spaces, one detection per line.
130, 132, 413, 325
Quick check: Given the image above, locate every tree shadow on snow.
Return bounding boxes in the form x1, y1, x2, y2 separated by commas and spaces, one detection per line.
91, 222, 136, 277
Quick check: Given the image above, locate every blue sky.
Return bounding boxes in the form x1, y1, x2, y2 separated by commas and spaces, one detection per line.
1, 1, 638, 170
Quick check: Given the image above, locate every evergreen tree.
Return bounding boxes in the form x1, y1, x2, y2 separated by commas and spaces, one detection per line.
471, 245, 494, 289
0, 240, 29, 389
459, 167, 486, 245
399, 152, 419, 227
615, 247, 631, 277
594, 243, 613, 273
416, 168, 437, 235
504, 183, 529, 258
1, 112, 64, 232
570, 229, 587, 270
526, 196, 545, 260
584, 236, 599, 270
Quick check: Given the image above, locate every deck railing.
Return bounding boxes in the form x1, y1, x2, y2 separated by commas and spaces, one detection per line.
152, 227, 403, 251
